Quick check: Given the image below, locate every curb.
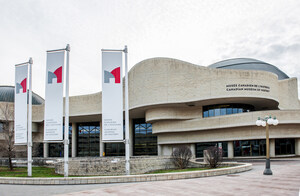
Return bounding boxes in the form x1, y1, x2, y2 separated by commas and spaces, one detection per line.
0, 163, 252, 185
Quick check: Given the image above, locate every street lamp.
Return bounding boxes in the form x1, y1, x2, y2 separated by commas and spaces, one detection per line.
256, 116, 279, 175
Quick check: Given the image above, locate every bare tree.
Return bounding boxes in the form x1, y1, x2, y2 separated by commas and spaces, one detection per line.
0, 103, 15, 170
171, 145, 192, 169
204, 146, 223, 168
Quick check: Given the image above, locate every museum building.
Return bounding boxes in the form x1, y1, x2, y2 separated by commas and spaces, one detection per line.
0, 57, 300, 159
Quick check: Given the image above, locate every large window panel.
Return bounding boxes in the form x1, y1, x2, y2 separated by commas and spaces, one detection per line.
196, 142, 228, 157
77, 122, 100, 157
105, 143, 125, 156
275, 138, 295, 155
203, 104, 255, 118
133, 119, 157, 156
234, 140, 266, 157
49, 125, 72, 157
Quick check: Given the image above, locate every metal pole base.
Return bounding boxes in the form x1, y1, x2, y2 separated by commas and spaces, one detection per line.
263, 158, 273, 175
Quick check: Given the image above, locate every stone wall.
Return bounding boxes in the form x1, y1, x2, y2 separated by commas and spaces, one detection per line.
0, 163, 252, 185
1, 157, 241, 176
55, 156, 177, 176
0, 158, 59, 168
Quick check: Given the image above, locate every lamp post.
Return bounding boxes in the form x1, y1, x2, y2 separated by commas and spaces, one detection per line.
256, 116, 279, 175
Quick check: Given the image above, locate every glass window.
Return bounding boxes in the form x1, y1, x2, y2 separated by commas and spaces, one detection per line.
105, 143, 125, 156
232, 108, 238, 114
208, 109, 214, 117
275, 139, 295, 155
203, 104, 254, 118
220, 108, 226, 115
77, 122, 100, 157
49, 143, 64, 157
226, 108, 232, 115
196, 142, 228, 157
215, 109, 221, 116
234, 140, 266, 157
133, 119, 157, 156
104, 123, 126, 156
49, 125, 72, 157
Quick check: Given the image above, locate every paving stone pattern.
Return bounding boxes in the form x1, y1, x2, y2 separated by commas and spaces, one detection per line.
56, 159, 300, 196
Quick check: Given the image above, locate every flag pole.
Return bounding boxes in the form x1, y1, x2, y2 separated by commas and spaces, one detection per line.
124, 45, 130, 175
28, 57, 33, 177
101, 46, 130, 175
64, 44, 70, 177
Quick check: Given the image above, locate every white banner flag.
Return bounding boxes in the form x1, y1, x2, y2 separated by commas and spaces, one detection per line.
102, 52, 123, 141
44, 51, 65, 141
14, 64, 28, 144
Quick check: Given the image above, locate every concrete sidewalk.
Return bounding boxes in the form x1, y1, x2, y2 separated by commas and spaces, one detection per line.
58, 159, 300, 196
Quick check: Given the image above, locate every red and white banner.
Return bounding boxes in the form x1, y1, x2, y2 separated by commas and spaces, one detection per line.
44, 51, 65, 141
14, 64, 28, 144
102, 52, 123, 141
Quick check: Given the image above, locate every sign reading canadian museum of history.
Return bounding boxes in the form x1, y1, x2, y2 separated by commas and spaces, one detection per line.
102, 52, 123, 141
226, 84, 270, 92
44, 51, 65, 141
14, 64, 28, 144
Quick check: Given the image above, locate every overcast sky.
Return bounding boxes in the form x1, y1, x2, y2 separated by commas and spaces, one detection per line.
1, 0, 300, 97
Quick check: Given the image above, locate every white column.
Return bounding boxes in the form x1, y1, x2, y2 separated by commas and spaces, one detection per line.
190, 144, 196, 158
295, 138, 300, 156
270, 139, 275, 158
43, 143, 49, 158
100, 121, 104, 157
161, 145, 173, 156
28, 58, 33, 177
64, 44, 71, 177
129, 118, 133, 156
158, 144, 162, 156
228, 141, 234, 158
71, 123, 77, 158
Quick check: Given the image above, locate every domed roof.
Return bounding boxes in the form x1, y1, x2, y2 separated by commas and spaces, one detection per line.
0, 86, 44, 105
208, 58, 289, 80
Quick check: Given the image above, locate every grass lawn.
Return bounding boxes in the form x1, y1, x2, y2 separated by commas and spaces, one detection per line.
0, 166, 229, 177
0, 166, 64, 177
148, 167, 214, 174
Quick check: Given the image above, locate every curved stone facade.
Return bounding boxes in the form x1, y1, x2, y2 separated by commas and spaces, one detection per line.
1, 57, 300, 158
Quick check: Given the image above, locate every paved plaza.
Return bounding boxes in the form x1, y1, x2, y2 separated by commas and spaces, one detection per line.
0, 158, 300, 196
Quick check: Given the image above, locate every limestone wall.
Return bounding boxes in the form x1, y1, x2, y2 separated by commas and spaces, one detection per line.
55, 156, 176, 176
0, 158, 59, 167
22, 57, 296, 123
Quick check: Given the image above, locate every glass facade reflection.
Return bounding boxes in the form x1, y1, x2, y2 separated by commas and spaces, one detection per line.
77, 122, 100, 157
0, 122, 3, 132
105, 143, 125, 156
33, 142, 43, 157
203, 104, 254, 118
104, 123, 125, 156
49, 125, 72, 157
234, 140, 266, 156
275, 138, 295, 155
134, 119, 157, 156
196, 142, 228, 157
104, 119, 157, 156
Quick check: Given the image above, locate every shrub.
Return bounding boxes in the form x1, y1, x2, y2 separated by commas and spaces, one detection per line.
204, 146, 223, 168
171, 145, 192, 169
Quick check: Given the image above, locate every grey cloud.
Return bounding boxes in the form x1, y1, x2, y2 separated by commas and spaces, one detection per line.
287, 43, 300, 52
270, 43, 300, 54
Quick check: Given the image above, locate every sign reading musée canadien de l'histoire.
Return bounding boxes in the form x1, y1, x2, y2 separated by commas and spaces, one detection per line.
226, 84, 270, 92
